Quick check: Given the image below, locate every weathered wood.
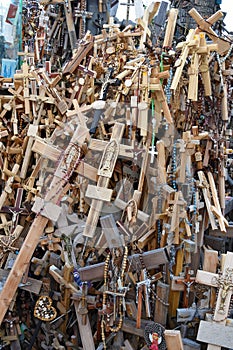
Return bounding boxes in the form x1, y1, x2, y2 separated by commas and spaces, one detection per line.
154, 281, 169, 326
197, 320, 233, 348
73, 301, 95, 350
78, 247, 169, 281
164, 330, 184, 350
82, 123, 125, 238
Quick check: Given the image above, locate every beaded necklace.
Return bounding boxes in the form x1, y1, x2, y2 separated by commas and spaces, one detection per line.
171, 140, 177, 190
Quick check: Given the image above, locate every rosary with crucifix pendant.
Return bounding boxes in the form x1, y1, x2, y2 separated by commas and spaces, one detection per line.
100, 246, 129, 349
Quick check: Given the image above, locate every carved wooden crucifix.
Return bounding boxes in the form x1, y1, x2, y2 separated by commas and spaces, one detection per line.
82, 122, 125, 239
196, 252, 233, 350
171, 266, 195, 308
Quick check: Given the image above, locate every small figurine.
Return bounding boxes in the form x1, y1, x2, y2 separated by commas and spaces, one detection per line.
149, 332, 159, 350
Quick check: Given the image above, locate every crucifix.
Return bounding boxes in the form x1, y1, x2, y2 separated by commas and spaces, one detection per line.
196, 252, 233, 349
90, 67, 121, 135
1, 188, 27, 233
171, 266, 195, 308
120, 0, 134, 24
40, 0, 77, 51
75, 0, 93, 39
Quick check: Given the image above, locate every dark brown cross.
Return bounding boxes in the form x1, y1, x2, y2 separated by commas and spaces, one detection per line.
174, 266, 195, 308
3, 311, 20, 338
1, 188, 28, 233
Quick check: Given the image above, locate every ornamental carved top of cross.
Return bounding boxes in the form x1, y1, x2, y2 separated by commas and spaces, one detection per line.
196, 252, 233, 350
211, 267, 233, 315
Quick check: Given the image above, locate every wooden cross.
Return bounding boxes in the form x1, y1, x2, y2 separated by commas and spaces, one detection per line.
103, 16, 120, 37
167, 191, 192, 244
49, 263, 79, 333
137, 1, 160, 51
188, 8, 230, 55
0, 164, 20, 211
198, 171, 228, 233
171, 266, 195, 308
20, 84, 48, 179
196, 252, 233, 349
40, 0, 77, 51
21, 61, 31, 115
164, 330, 184, 350
62, 37, 94, 75
0, 124, 89, 325
73, 295, 95, 350
170, 29, 195, 92
31, 250, 51, 276
1, 188, 26, 232
82, 122, 125, 239
148, 67, 173, 124
0, 214, 12, 236
163, 8, 178, 48
120, 0, 135, 24
39, 233, 62, 253
78, 247, 169, 282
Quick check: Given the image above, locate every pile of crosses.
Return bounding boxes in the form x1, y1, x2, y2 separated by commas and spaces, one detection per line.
0, 0, 233, 349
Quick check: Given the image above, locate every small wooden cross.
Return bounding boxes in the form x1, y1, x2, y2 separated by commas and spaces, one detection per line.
1, 188, 26, 232
172, 266, 195, 308
39, 233, 62, 253
0, 164, 20, 211
31, 250, 51, 276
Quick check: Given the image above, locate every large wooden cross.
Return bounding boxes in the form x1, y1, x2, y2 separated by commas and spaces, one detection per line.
188, 8, 230, 55
0, 124, 90, 325
196, 251, 233, 349
82, 122, 125, 239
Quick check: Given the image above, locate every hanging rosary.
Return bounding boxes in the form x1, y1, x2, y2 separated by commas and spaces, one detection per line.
101, 247, 129, 349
